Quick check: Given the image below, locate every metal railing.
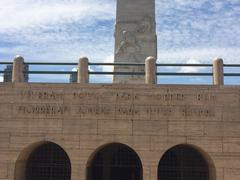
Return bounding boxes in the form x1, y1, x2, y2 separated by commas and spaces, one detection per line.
0, 60, 240, 84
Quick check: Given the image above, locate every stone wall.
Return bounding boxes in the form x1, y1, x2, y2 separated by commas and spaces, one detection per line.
0, 83, 239, 180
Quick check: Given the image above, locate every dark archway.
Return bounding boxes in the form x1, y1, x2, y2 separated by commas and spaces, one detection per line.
87, 143, 143, 180
25, 142, 71, 180
158, 144, 210, 180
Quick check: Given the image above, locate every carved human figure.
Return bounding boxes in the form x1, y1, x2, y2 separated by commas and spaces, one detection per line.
136, 15, 153, 34
116, 30, 141, 56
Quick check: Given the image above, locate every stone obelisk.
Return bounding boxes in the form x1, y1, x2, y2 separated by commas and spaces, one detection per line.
114, 0, 157, 83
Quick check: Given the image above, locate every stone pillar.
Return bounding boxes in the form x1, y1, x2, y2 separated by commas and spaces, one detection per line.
12, 55, 25, 83
77, 57, 89, 83
145, 56, 156, 84
114, 0, 157, 83
213, 58, 224, 85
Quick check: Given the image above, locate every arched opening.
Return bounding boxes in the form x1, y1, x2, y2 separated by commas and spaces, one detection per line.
15, 141, 71, 180
158, 144, 214, 180
87, 143, 143, 180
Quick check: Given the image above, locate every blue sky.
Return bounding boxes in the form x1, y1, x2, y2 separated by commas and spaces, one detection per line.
0, 0, 240, 83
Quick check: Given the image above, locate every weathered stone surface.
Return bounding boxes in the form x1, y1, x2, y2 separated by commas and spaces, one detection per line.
150, 136, 186, 151
222, 107, 240, 121
223, 138, 240, 153
45, 134, 80, 150
0, 104, 12, 119
114, 135, 151, 150
212, 154, 240, 168
98, 119, 132, 135
0, 163, 8, 178
187, 137, 223, 153
9, 134, 44, 150
224, 168, 240, 180
0, 83, 239, 180
224, 122, 240, 137
79, 135, 115, 150
168, 121, 204, 136
0, 133, 10, 149
216, 168, 224, 180
133, 120, 167, 135
0, 151, 19, 162
114, 0, 157, 83
63, 119, 97, 134
80, 135, 151, 151
204, 122, 224, 137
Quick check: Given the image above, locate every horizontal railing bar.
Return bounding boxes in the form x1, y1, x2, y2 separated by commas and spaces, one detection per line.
24, 71, 76, 74
89, 63, 145, 66
224, 64, 240, 67
0, 70, 238, 77
156, 73, 213, 76
89, 72, 145, 75
0, 62, 240, 67
156, 64, 213, 67
224, 73, 240, 76
0, 71, 11, 73
25, 62, 78, 65
0, 62, 13, 65
157, 73, 240, 76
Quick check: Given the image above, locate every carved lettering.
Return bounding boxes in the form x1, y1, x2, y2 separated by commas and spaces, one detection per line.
16, 90, 217, 119
77, 106, 111, 115
117, 92, 137, 101
148, 106, 173, 116
158, 94, 185, 101
181, 107, 215, 117
197, 94, 216, 102
73, 91, 103, 101
18, 105, 68, 115
20, 90, 63, 100
135, 93, 185, 102
117, 106, 139, 115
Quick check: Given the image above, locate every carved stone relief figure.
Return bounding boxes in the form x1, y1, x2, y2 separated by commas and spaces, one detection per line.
135, 15, 154, 34
116, 30, 141, 57
115, 15, 154, 57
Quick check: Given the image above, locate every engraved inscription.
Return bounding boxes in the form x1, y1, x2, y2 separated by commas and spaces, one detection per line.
117, 92, 137, 101
15, 90, 217, 119
16, 104, 216, 118
135, 93, 185, 102
73, 91, 100, 100
116, 106, 139, 116
152, 94, 185, 101
18, 105, 68, 115
197, 94, 216, 102
77, 106, 111, 115
181, 106, 215, 117
20, 90, 63, 100
147, 106, 173, 116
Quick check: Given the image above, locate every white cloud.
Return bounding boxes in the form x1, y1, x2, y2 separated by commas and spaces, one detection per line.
0, 0, 116, 63
102, 55, 114, 72
0, 0, 115, 32
102, 54, 114, 82
157, 48, 240, 64
179, 59, 205, 73
72, 68, 77, 72
89, 54, 114, 83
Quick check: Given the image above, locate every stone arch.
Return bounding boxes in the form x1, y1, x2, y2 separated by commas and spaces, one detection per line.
87, 142, 143, 180
14, 141, 71, 180
158, 144, 216, 180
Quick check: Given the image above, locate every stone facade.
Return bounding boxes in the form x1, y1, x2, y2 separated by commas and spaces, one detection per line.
0, 82, 239, 180
114, 0, 157, 83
